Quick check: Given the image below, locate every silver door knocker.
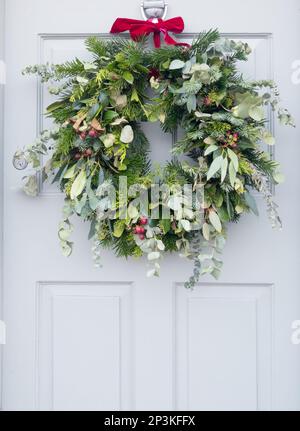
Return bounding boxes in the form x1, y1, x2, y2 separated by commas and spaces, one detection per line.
13, 151, 28, 170
141, 0, 168, 20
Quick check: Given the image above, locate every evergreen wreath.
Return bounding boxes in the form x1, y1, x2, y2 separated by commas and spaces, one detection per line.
14, 30, 294, 288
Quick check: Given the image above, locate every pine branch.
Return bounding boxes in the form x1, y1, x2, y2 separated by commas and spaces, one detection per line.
148, 45, 187, 67
54, 58, 85, 78
113, 233, 137, 258
244, 149, 278, 178
191, 29, 220, 56
85, 36, 107, 59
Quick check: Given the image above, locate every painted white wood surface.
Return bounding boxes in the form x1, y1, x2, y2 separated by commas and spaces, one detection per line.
2, 0, 300, 411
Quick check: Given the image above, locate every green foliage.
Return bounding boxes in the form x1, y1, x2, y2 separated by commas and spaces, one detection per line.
54, 58, 86, 78
191, 29, 220, 56
112, 232, 137, 258
85, 37, 107, 59
15, 29, 293, 286
56, 126, 76, 157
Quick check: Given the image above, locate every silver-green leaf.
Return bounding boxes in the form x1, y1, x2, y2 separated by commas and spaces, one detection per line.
227, 148, 239, 171
71, 170, 87, 200
169, 59, 185, 70
207, 155, 223, 180
120, 125, 134, 144
208, 210, 222, 233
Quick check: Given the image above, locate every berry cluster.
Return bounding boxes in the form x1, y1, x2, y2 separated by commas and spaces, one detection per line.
79, 128, 99, 141
132, 217, 148, 240
223, 130, 239, 148
74, 126, 101, 160
74, 148, 93, 160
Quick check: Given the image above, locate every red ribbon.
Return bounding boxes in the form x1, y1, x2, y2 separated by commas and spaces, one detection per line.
110, 16, 190, 49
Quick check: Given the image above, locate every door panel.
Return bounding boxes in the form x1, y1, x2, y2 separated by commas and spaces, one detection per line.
3, 0, 300, 411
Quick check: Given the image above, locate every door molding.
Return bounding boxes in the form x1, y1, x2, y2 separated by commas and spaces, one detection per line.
0, 0, 5, 412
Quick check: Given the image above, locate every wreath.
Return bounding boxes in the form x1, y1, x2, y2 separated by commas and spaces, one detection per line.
14, 29, 294, 288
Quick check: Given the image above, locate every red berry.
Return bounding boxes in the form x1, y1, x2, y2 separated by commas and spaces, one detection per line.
139, 234, 145, 240
89, 129, 98, 138
75, 153, 81, 160
148, 68, 160, 80
85, 149, 93, 157
139, 227, 145, 234
140, 217, 148, 225
204, 96, 212, 106
135, 226, 142, 234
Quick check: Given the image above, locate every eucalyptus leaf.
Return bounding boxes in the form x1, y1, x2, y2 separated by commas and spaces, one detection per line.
98, 169, 105, 185
75, 193, 87, 214
273, 172, 285, 184
120, 125, 134, 144
231, 93, 262, 119
123, 71, 134, 84
207, 155, 223, 180
156, 240, 165, 251
204, 137, 217, 145
148, 252, 160, 261
208, 210, 222, 233
60, 240, 73, 257
113, 220, 126, 238
204, 145, 218, 156
88, 190, 99, 211
229, 161, 237, 187
169, 59, 185, 70
102, 133, 115, 148
147, 268, 157, 277
88, 220, 97, 240
70, 169, 87, 200
249, 105, 265, 122
116, 95, 128, 109
244, 192, 259, 216
23, 175, 38, 197
46, 101, 65, 113
262, 130, 275, 146
128, 204, 139, 219
180, 219, 191, 232
221, 157, 228, 183
87, 103, 100, 121
64, 164, 77, 179
227, 148, 239, 171
202, 223, 210, 241
187, 95, 197, 113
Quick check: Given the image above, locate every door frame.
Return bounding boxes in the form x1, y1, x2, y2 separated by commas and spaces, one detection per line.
0, 0, 5, 412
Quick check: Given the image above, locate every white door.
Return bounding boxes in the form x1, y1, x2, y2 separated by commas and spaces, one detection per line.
2, 0, 300, 411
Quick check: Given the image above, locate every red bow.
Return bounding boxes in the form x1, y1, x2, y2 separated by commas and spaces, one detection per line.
110, 16, 190, 49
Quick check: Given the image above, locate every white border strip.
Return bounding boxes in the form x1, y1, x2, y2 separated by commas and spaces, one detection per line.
0, 0, 5, 412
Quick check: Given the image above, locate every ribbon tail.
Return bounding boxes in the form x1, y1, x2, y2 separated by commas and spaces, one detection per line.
163, 31, 180, 46
153, 31, 161, 48
163, 31, 190, 47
